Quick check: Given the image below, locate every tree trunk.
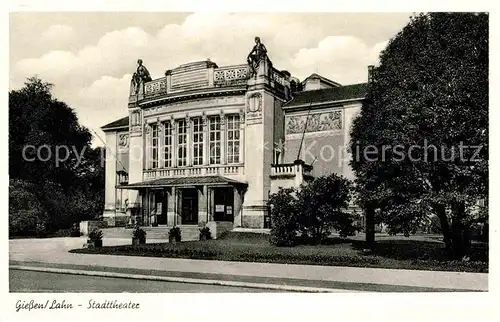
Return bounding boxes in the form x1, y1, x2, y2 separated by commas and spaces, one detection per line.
432, 203, 452, 250
450, 202, 471, 260
364, 205, 376, 250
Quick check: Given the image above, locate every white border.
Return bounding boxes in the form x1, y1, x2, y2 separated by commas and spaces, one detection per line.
2, 2, 498, 322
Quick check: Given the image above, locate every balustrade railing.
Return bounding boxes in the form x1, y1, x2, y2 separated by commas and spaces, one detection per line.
270, 164, 296, 176
143, 164, 244, 180
213, 64, 249, 87
144, 77, 168, 97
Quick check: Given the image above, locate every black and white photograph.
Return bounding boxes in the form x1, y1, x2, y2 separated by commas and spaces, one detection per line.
5, 3, 495, 321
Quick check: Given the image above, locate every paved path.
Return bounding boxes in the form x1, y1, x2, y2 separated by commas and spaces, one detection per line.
10, 269, 282, 293
9, 237, 488, 291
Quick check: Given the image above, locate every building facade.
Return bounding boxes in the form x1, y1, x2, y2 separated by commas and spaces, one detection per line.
101, 38, 369, 230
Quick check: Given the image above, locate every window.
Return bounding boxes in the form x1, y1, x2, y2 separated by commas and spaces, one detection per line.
163, 121, 172, 167
151, 124, 158, 168
226, 115, 240, 164
177, 119, 187, 166
209, 116, 221, 164
192, 117, 203, 166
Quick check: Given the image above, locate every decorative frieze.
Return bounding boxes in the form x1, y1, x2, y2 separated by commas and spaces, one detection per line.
143, 96, 245, 117
286, 111, 342, 135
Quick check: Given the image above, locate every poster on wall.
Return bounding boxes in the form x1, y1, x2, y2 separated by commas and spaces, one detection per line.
215, 205, 225, 212
226, 206, 233, 215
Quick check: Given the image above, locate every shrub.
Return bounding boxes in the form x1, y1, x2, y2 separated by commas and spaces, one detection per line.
169, 226, 182, 242
297, 174, 355, 243
9, 179, 48, 237
70, 223, 81, 237
268, 188, 299, 247
88, 229, 103, 242
199, 226, 212, 240
133, 225, 147, 241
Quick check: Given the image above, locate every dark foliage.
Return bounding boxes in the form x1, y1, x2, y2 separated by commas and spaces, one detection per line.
9, 77, 105, 236
350, 13, 488, 259
168, 226, 182, 242
268, 188, 299, 246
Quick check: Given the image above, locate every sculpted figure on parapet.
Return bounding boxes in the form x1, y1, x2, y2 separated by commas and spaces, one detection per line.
131, 59, 152, 94
247, 36, 272, 78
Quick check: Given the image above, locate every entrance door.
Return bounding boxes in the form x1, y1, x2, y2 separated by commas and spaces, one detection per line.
155, 190, 168, 225
181, 188, 198, 224
213, 187, 234, 222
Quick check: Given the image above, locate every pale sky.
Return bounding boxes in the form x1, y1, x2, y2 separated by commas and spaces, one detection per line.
9, 12, 412, 144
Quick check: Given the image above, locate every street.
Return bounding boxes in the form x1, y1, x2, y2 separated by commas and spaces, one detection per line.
9, 269, 283, 293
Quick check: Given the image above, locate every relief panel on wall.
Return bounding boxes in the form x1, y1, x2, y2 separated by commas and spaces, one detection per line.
286, 111, 342, 135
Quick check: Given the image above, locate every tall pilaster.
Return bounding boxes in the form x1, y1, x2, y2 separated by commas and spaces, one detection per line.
220, 111, 226, 165
158, 118, 164, 168
242, 57, 276, 228
171, 116, 177, 167
202, 113, 209, 166
186, 115, 192, 166
128, 107, 144, 217
239, 109, 245, 164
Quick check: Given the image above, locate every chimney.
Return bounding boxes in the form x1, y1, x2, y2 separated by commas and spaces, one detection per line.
367, 65, 375, 83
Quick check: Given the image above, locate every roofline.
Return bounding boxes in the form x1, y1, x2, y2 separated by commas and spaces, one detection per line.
283, 97, 367, 110
302, 74, 341, 87
101, 125, 129, 132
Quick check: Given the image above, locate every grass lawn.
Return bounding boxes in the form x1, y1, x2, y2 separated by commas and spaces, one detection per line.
70, 232, 488, 273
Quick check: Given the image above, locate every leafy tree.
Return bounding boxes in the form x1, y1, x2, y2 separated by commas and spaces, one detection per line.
350, 13, 488, 259
297, 173, 355, 243
9, 77, 92, 187
9, 77, 105, 236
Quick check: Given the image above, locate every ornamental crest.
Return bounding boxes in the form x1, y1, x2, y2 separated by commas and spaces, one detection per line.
118, 133, 129, 148
246, 93, 262, 119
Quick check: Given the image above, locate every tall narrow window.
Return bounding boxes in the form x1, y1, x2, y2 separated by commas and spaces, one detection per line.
209, 116, 221, 164
151, 124, 158, 168
226, 115, 240, 164
163, 121, 172, 167
192, 117, 203, 166
177, 119, 187, 167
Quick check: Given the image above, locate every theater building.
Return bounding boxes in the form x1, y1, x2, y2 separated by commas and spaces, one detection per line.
101, 38, 369, 232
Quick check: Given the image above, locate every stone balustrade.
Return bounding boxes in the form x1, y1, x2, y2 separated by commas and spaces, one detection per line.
137, 63, 291, 100
271, 69, 287, 86
213, 64, 249, 87
144, 164, 244, 180
270, 164, 297, 176
144, 77, 168, 97
271, 161, 313, 187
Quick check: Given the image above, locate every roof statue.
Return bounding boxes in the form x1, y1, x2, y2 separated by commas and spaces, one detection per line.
131, 59, 152, 95
247, 37, 272, 78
